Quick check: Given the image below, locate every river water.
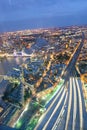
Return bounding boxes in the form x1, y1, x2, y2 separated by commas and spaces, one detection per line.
0, 57, 28, 75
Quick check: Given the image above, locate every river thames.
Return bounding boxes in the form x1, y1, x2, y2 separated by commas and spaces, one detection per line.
0, 57, 28, 78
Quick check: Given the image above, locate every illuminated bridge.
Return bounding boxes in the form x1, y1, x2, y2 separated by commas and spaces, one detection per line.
2, 50, 34, 57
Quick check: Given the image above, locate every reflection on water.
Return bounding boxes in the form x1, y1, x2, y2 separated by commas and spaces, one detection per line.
0, 57, 28, 75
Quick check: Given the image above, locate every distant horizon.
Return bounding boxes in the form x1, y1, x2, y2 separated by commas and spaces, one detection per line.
0, 23, 87, 33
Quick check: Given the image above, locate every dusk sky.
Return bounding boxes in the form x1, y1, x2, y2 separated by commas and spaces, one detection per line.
0, 0, 87, 32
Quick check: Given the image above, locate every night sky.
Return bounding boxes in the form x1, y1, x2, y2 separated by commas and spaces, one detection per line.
0, 0, 87, 32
